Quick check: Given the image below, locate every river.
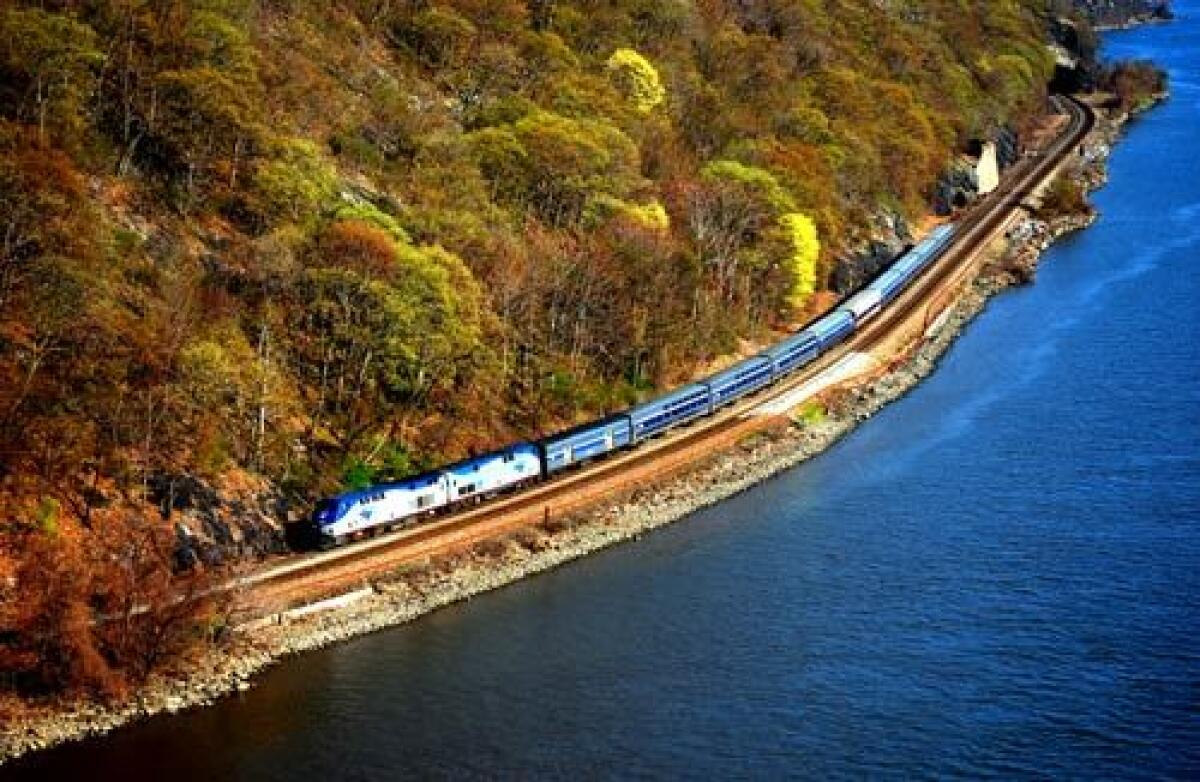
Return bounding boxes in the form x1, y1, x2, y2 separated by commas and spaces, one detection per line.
6, 9, 1200, 781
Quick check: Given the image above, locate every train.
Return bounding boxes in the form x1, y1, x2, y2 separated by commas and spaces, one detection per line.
309, 223, 958, 547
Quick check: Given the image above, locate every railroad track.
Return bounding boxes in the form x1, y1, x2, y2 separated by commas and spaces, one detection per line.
238, 95, 1094, 615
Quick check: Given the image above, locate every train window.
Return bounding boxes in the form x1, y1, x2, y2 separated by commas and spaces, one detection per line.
417, 494, 434, 508
503, 453, 514, 463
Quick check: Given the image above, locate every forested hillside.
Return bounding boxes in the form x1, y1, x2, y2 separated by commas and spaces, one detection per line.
0, 0, 1111, 700
0, 1, 1060, 526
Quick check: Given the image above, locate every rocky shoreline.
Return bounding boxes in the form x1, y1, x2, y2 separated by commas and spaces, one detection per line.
0, 98, 1154, 766
1094, 10, 1174, 32
1077, 0, 1173, 30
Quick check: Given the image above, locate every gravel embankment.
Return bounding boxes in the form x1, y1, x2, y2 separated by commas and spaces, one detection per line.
0, 102, 1142, 766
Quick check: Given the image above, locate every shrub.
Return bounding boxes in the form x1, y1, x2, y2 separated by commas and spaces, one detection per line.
1100, 60, 1168, 112
1038, 175, 1088, 219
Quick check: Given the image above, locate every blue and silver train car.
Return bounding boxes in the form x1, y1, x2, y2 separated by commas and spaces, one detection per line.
707, 356, 775, 408
441, 443, 543, 503
763, 330, 820, 377
839, 288, 883, 325
311, 471, 448, 546
629, 383, 713, 443
808, 309, 855, 351
539, 416, 633, 475
872, 224, 956, 304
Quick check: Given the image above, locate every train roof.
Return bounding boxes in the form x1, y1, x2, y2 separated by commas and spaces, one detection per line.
630, 382, 711, 416
809, 309, 854, 335
439, 442, 539, 475
323, 442, 539, 504
539, 413, 631, 446
764, 329, 818, 357
325, 469, 444, 506
707, 354, 772, 383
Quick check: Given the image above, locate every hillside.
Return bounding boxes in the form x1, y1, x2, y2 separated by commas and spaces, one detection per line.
0, 0, 1161, 703
0, 0, 1064, 533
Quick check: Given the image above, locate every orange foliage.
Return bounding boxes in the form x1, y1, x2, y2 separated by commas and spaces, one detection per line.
0, 510, 227, 701
316, 220, 399, 279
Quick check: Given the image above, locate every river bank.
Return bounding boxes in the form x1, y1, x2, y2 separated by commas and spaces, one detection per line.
0, 94, 1159, 766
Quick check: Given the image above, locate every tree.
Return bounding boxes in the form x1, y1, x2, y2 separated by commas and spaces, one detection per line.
688, 160, 798, 303
316, 219, 404, 278
155, 64, 262, 194
253, 138, 338, 223
0, 8, 103, 147
90, 513, 225, 683
606, 48, 665, 114
701, 159, 798, 214
0, 124, 108, 503
585, 195, 670, 232
469, 110, 641, 226
0, 522, 116, 697
284, 240, 488, 475
1100, 60, 1167, 112
390, 6, 477, 70
93, 0, 265, 191
0, 510, 226, 698
527, 0, 556, 31
776, 213, 820, 309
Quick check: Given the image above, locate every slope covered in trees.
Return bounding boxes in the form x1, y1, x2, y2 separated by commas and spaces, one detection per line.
0, 0, 1073, 696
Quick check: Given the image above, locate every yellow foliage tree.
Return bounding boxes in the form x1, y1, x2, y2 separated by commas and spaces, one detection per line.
779, 212, 820, 308
606, 48, 666, 114
585, 194, 670, 230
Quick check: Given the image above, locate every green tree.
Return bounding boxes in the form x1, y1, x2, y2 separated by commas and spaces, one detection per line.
0, 9, 103, 146
253, 138, 338, 222
470, 110, 640, 226
285, 241, 488, 467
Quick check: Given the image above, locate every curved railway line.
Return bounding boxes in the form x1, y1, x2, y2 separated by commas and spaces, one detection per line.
237, 95, 1095, 617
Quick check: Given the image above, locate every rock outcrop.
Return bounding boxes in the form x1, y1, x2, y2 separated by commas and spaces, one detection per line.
148, 471, 291, 564
831, 214, 910, 295
932, 127, 1020, 217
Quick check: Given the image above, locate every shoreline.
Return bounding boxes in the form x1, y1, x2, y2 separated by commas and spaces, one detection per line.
0, 98, 1151, 766
1094, 15, 1173, 33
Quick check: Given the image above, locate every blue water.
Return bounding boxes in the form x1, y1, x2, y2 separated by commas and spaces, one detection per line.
7, 11, 1200, 781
